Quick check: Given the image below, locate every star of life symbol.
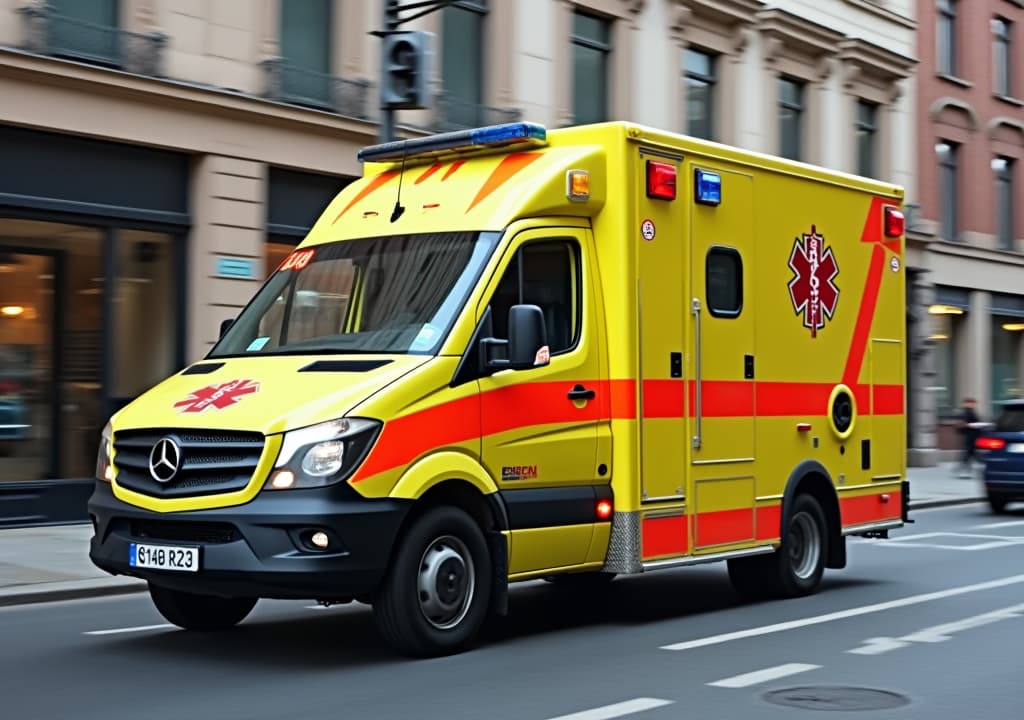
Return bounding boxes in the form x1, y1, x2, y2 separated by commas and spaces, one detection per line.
787, 225, 839, 338
174, 379, 260, 414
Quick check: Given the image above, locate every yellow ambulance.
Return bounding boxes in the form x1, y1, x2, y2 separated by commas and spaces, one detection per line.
89, 121, 910, 657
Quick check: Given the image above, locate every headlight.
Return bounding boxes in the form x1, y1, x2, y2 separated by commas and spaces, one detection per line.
95, 420, 113, 483
265, 418, 380, 490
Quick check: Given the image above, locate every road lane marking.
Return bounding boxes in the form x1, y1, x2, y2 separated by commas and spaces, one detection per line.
544, 698, 674, 720
84, 623, 174, 636
852, 531, 1024, 551
708, 663, 820, 688
660, 573, 1024, 651
971, 520, 1024, 530
847, 603, 1024, 655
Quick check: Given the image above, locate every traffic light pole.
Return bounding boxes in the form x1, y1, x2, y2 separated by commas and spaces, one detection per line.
377, 0, 455, 143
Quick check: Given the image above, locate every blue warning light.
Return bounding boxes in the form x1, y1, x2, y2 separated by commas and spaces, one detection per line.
695, 169, 722, 206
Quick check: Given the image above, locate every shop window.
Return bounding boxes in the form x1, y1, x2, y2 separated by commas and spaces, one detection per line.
706, 246, 742, 318
684, 47, 716, 141
779, 76, 804, 161
993, 317, 1023, 409
441, 1, 488, 128
489, 240, 581, 355
111, 231, 177, 401
572, 11, 611, 124
280, 0, 333, 107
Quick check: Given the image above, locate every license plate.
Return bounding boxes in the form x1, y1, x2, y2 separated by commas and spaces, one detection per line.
1009, 444, 1024, 453
129, 543, 199, 572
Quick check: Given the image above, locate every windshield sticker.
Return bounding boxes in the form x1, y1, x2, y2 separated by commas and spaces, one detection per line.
410, 324, 440, 351
280, 248, 316, 272
174, 379, 260, 414
246, 337, 270, 352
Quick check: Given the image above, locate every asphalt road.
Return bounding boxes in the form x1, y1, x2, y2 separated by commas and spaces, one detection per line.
2, 503, 1023, 720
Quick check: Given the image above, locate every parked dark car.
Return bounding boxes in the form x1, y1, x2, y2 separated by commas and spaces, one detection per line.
976, 399, 1024, 513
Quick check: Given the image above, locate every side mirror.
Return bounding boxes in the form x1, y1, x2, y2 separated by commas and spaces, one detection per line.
482, 304, 549, 371
219, 318, 234, 338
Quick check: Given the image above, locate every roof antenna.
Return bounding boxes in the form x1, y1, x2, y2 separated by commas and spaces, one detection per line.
390, 140, 407, 223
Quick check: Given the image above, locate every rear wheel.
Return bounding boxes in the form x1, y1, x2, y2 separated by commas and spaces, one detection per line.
149, 584, 257, 631
373, 506, 492, 658
771, 493, 828, 597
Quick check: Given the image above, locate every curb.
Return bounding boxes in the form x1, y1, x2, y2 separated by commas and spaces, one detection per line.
0, 578, 146, 608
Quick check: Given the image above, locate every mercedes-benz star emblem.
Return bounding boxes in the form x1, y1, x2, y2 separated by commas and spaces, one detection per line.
148, 437, 181, 483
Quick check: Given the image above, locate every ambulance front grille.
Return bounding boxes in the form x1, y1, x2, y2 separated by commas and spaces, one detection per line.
112, 428, 265, 498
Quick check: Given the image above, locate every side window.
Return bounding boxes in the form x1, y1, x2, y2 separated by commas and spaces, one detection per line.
489, 239, 581, 354
706, 246, 742, 317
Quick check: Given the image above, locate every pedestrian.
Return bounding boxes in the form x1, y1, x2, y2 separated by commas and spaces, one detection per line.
956, 397, 983, 478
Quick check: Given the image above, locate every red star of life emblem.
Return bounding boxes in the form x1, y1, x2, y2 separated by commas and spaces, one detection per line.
174, 379, 260, 414
787, 225, 839, 338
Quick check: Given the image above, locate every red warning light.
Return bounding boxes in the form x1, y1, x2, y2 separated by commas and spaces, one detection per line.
884, 207, 905, 238
596, 500, 613, 520
646, 161, 677, 200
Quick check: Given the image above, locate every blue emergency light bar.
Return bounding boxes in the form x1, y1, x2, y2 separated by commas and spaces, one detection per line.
357, 122, 548, 163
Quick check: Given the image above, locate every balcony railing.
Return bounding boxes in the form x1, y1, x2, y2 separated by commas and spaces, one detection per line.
18, 4, 166, 76
430, 92, 522, 133
262, 60, 372, 120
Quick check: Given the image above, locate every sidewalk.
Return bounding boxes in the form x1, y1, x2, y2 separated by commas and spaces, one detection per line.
0, 463, 988, 608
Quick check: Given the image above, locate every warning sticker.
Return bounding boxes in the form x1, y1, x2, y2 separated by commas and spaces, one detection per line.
641, 219, 656, 241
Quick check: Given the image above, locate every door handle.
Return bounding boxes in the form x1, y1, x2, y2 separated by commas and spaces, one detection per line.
568, 384, 596, 401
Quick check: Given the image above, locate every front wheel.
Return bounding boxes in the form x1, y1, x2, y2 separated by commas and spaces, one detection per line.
149, 583, 257, 631
373, 506, 492, 658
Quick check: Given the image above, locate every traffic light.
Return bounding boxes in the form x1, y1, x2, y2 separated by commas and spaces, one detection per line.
381, 31, 433, 110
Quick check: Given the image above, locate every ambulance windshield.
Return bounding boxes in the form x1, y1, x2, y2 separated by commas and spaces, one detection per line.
211, 231, 500, 357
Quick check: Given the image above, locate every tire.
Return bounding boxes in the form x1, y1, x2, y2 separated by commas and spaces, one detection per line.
988, 495, 1009, 514
148, 583, 257, 631
372, 506, 492, 658
769, 493, 828, 598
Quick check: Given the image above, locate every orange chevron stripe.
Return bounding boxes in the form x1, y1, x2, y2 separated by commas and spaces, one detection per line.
442, 160, 466, 180
332, 170, 399, 224
466, 152, 542, 213
415, 163, 443, 184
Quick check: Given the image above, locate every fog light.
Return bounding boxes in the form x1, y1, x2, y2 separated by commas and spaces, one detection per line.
270, 470, 296, 489
311, 531, 329, 549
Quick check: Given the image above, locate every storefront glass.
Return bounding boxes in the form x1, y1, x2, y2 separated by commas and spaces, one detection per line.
929, 308, 960, 417
992, 316, 1023, 412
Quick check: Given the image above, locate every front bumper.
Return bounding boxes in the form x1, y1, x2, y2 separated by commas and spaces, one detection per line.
88, 481, 411, 600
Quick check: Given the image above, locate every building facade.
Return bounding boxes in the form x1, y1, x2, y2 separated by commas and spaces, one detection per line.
909, 0, 1024, 459
0, 0, 919, 525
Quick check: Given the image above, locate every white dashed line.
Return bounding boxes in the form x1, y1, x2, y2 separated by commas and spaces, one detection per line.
660, 573, 1024, 651
84, 623, 174, 636
544, 698, 674, 720
708, 663, 820, 688
971, 519, 1024, 530
847, 603, 1024, 655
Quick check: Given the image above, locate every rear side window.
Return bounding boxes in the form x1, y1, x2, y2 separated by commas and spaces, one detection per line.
995, 407, 1024, 432
706, 246, 742, 317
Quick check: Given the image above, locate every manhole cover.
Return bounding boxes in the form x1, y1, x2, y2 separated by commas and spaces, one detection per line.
763, 686, 910, 712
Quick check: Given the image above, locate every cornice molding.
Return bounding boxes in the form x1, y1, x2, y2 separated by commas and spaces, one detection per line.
928, 97, 980, 133
838, 37, 917, 86
757, 7, 845, 63
987, 116, 1024, 144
